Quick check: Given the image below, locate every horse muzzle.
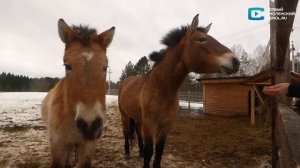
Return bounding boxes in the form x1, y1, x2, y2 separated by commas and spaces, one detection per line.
76, 117, 103, 140
218, 53, 240, 75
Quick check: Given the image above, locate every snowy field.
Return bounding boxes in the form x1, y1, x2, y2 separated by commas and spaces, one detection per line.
0, 92, 201, 129
0, 92, 46, 128
0, 92, 118, 128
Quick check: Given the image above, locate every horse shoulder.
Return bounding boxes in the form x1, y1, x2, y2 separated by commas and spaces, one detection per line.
41, 79, 64, 125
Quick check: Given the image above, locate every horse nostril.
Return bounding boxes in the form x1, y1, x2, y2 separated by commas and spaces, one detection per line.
76, 118, 87, 133
91, 117, 103, 132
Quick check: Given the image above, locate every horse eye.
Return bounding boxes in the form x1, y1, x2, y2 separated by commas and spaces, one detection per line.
197, 37, 206, 43
64, 64, 72, 71
103, 65, 108, 72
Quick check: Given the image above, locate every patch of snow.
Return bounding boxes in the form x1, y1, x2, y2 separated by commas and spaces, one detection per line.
0, 92, 118, 128
0, 92, 47, 128
179, 100, 203, 109
106, 95, 118, 105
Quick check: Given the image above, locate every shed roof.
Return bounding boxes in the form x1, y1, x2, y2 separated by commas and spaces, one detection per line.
198, 77, 247, 84
243, 69, 271, 85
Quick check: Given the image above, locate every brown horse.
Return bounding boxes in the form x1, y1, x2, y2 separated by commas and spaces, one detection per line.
41, 19, 115, 168
118, 14, 240, 168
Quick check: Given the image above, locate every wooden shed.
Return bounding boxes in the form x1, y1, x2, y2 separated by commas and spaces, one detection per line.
200, 77, 251, 116
199, 69, 271, 119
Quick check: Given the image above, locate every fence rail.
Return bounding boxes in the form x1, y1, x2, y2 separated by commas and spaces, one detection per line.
179, 91, 202, 102
107, 89, 119, 95
107, 89, 202, 113
108, 89, 202, 102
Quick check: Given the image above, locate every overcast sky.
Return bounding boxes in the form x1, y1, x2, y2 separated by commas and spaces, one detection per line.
0, 0, 299, 82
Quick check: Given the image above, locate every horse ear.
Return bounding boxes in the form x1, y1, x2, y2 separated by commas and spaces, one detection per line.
204, 23, 212, 34
58, 19, 73, 43
187, 14, 199, 37
190, 14, 199, 30
98, 27, 115, 48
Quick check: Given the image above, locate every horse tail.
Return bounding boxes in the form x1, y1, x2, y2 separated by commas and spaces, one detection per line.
129, 118, 136, 148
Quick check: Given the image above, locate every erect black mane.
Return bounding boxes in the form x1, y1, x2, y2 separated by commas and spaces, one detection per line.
149, 26, 205, 64
71, 25, 97, 46
161, 26, 205, 48
149, 49, 166, 63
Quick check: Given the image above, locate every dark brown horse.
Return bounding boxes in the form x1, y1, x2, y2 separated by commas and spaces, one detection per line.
118, 14, 239, 168
41, 19, 115, 168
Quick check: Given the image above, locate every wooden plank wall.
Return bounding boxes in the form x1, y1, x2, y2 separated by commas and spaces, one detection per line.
204, 83, 251, 116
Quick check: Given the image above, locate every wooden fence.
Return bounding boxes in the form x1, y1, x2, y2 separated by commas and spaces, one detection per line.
178, 91, 202, 102
108, 90, 202, 102
108, 89, 201, 101
107, 89, 119, 95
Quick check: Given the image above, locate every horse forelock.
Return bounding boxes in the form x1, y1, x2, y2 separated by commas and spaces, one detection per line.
70, 25, 98, 46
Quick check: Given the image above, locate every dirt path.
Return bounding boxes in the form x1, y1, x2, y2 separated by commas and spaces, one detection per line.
0, 100, 271, 168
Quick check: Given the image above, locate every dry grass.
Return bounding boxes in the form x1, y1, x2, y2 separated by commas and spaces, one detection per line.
167, 114, 271, 168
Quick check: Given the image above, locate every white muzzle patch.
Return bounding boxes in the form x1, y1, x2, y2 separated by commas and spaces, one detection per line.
217, 52, 239, 74
75, 101, 106, 125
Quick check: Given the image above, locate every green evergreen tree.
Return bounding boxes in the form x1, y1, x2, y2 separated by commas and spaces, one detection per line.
0, 72, 59, 92
134, 56, 150, 76
119, 61, 136, 81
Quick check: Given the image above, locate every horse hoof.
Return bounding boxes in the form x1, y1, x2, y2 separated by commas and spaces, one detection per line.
125, 154, 131, 160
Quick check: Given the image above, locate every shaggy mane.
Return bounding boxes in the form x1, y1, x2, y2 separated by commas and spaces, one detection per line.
161, 26, 205, 48
71, 25, 97, 46
149, 49, 166, 63
150, 26, 206, 64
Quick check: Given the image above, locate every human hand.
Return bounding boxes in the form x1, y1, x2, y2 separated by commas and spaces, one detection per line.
262, 83, 290, 96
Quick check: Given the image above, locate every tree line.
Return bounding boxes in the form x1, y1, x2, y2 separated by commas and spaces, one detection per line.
0, 72, 59, 92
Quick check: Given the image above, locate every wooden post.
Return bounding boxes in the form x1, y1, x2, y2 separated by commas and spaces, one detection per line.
254, 85, 266, 107
188, 90, 191, 113
270, 1, 278, 166
251, 86, 256, 125
271, 0, 299, 167
203, 84, 205, 113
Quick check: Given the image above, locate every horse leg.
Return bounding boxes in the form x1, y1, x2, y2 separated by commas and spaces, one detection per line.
76, 140, 96, 168
142, 124, 154, 168
49, 135, 74, 168
120, 113, 132, 159
135, 122, 144, 158
153, 135, 167, 168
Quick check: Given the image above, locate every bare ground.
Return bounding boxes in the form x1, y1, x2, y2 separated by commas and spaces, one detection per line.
0, 101, 271, 168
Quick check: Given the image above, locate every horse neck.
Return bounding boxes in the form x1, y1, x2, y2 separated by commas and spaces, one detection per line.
150, 45, 188, 92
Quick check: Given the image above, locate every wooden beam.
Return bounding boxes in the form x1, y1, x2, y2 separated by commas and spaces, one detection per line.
203, 84, 206, 113
254, 85, 266, 107
245, 82, 272, 86
251, 87, 255, 125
